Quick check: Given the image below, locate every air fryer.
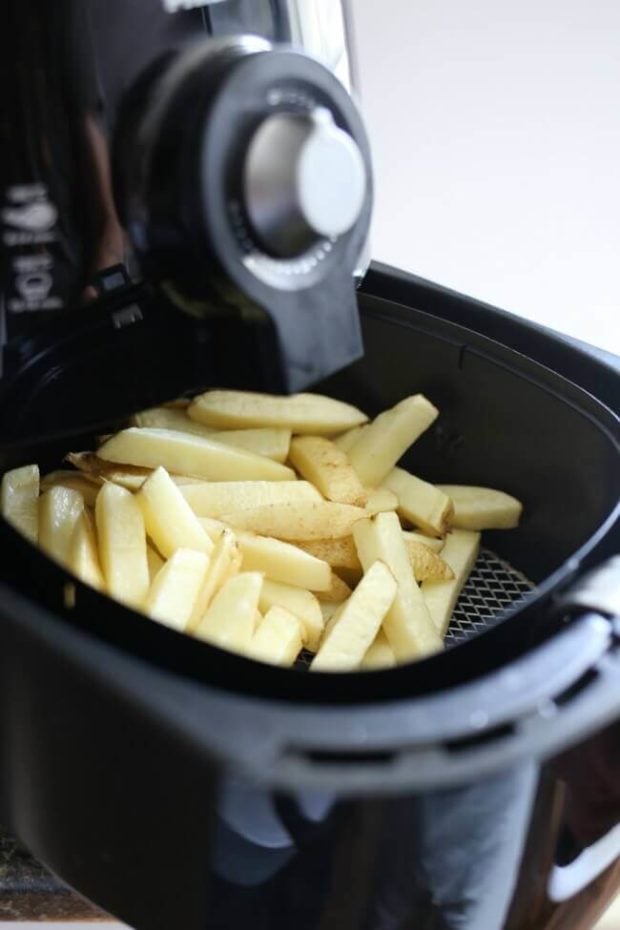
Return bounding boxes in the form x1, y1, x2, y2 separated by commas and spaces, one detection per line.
0, 3, 618, 930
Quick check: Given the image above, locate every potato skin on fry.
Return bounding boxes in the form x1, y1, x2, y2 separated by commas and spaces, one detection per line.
218, 500, 367, 541
188, 390, 367, 434
289, 436, 367, 506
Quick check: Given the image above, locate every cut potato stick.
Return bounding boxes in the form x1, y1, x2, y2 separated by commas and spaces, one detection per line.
248, 606, 303, 666
289, 436, 367, 506
436, 485, 523, 530
402, 530, 445, 553
137, 467, 213, 558
187, 528, 240, 633
144, 549, 210, 632
68, 511, 104, 590
188, 390, 368, 434
259, 579, 324, 652
348, 394, 438, 486
361, 630, 396, 670
422, 530, 481, 636
146, 545, 165, 583
194, 571, 263, 652
364, 487, 398, 515
218, 500, 367, 541
39, 486, 84, 566
298, 537, 361, 573
311, 561, 397, 671
299, 533, 452, 582
406, 541, 453, 582
132, 406, 215, 437
1, 464, 40, 542
41, 470, 100, 507
95, 483, 149, 608
383, 467, 453, 537
314, 572, 352, 604
334, 425, 367, 452
66, 452, 152, 491
353, 511, 441, 660
98, 428, 296, 482
180, 479, 320, 517
237, 531, 331, 591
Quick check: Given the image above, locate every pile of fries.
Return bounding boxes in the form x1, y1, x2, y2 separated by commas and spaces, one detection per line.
1, 390, 522, 671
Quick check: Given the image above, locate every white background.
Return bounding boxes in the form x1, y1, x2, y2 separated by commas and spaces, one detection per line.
352, 0, 620, 354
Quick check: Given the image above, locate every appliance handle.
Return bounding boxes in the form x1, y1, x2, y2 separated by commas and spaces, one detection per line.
548, 823, 620, 902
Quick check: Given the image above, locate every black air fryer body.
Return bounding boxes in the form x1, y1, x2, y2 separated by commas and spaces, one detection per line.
0, 3, 618, 930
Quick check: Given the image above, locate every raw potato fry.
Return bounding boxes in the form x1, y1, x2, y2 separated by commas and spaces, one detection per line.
95, 483, 149, 608
39, 486, 84, 566
194, 571, 263, 652
348, 394, 438, 486
361, 630, 396, 670
406, 541, 454, 582
41, 471, 100, 507
66, 452, 152, 491
436, 485, 523, 530
299, 534, 452, 583
188, 390, 368, 434
334, 425, 367, 452
146, 545, 165, 583
132, 406, 215, 437
312, 561, 397, 671
383, 467, 453, 537
144, 548, 210, 632
249, 606, 303, 666
422, 530, 481, 636
289, 436, 367, 506
98, 428, 296, 482
259, 579, 324, 652
137, 467, 213, 558
218, 500, 367, 541
1, 464, 40, 542
364, 487, 398, 515
187, 528, 240, 633
68, 511, 104, 590
180, 480, 321, 517
298, 537, 361, 573
237, 532, 331, 591
402, 530, 445, 553
314, 573, 352, 604
353, 511, 442, 660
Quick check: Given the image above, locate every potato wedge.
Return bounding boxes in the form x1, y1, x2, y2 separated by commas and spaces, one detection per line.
259, 579, 324, 652
68, 511, 104, 590
436, 484, 523, 530
334, 425, 367, 452
348, 394, 438, 486
95, 483, 149, 607
314, 572, 352, 604
41, 470, 99, 507
218, 500, 367, 541
289, 436, 367, 506
180, 479, 320, 517
422, 530, 480, 635
194, 571, 263, 653
39, 486, 84, 566
361, 630, 396, 670
249, 606, 303, 666
1, 464, 40, 542
187, 528, 241, 632
353, 511, 441, 660
144, 549, 210, 632
98, 428, 296, 482
383, 467, 453, 537
137, 467, 213, 558
188, 390, 367, 434
237, 531, 331, 591
364, 487, 398, 515
311, 561, 397, 671
402, 530, 445, 553
146, 545, 165, 583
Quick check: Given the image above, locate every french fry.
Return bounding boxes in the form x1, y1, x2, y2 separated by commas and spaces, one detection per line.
66, 452, 152, 491
314, 572, 352, 604
98, 428, 296, 482
218, 500, 367, 541
298, 537, 361, 573
311, 561, 397, 671
299, 533, 452, 582
289, 436, 367, 506
383, 467, 453, 537
39, 486, 84, 566
132, 406, 215, 437
68, 511, 104, 590
334, 425, 367, 452
146, 545, 165, 583
180, 479, 320, 517
361, 630, 396, 670
402, 529, 445, 553
422, 530, 481, 636
364, 487, 398, 515
347, 394, 438, 486
436, 485, 523, 530
137, 467, 213, 558
187, 528, 241, 633
194, 571, 263, 653
188, 390, 368, 434
95, 483, 149, 608
248, 606, 303, 666
237, 531, 331, 591
41, 470, 100, 507
144, 548, 210, 632
1, 464, 40, 542
406, 541, 454, 582
353, 511, 442, 660
259, 579, 324, 652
